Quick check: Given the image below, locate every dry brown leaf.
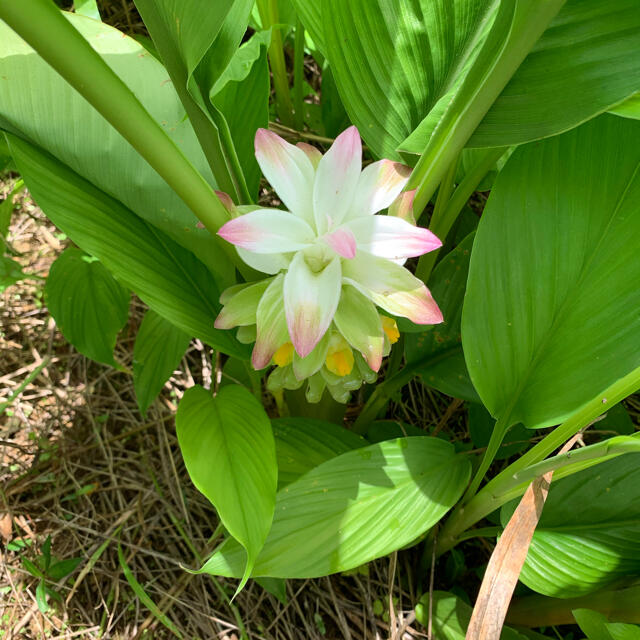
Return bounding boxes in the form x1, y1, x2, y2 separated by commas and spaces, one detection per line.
0, 512, 12, 542
465, 435, 580, 640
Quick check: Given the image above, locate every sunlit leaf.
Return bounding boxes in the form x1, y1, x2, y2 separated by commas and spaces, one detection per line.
463, 115, 640, 429
199, 437, 470, 578
176, 385, 277, 590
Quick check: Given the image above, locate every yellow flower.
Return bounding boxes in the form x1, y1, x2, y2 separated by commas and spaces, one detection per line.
273, 342, 294, 367
325, 335, 354, 377
381, 315, 400, 344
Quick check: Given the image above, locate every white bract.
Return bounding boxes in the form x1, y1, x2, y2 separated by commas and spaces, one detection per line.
215, 126, 443, 391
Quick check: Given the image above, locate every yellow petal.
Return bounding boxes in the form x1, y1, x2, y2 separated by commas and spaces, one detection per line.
273, 342, 294, 367
325, 335, 355, 377
381, 315, 400, 344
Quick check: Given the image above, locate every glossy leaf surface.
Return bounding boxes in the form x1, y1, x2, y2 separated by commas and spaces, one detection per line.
133, 310, 191, 416
463, 115, 640, 429
176, 385, 277, 589
200, 437, 470, 578
45, 248, 129, 367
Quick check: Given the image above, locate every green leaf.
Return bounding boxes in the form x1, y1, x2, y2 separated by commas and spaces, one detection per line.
0, 255, 28, 293
365, 420, 425, 444
133, 310, 191, 417
599, 404, 635, 437
272, 417, 366, 489
467, 404, 529, 461
463, 115, 640, 430
323, 0, 495, 159
176, 385, 277, 591
117, 543, 183, 638
134, 0, 254, 202
0, 177, 24, 240
74, 0, 100, 20
45, 248, 129, 367
35, 579, 49, 613
7, 134, 248, 360
405, 233, 478, 401
501, 453, 640, 598
415, 591, 536, 640
610, 92, 640, 121
574, 609, 640, 640
289, 0, 324, 55
255, 576, 287, 605
199, 437, 470, 578
46, 557, 82, 582
321, 64, 350, 138
0, 13, 232, 282
468, 1, 640, 147
324, 0, 640, 159
212, 30, 271, 199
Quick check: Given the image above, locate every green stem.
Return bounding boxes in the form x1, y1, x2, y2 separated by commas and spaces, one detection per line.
0, 0, 242, 268
258, 0, 295, 127
462, 413, 510, 503
293, 19, 305, 131
0, 358, 49, 414
134, 0, 250, 204
415, 147, 508, 284
436, 366, 640, 555
414, 155, 459, 283
408, 1, 565, 213
352, 346, 461, 435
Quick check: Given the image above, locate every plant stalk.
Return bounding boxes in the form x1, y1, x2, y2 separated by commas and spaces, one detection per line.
293, 19, 305, 131
436, 366, 640, 555
0, 0, 243, 269
258, 0, 295, 127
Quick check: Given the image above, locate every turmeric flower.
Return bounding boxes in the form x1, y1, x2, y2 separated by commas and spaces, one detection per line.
215, 126, 442, 386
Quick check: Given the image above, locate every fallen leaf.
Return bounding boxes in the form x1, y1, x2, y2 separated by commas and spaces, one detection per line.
0, 512, 12, 542
466, 435, 580, 640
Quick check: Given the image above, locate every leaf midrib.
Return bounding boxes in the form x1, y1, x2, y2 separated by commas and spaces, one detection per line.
497, 156, 640, 426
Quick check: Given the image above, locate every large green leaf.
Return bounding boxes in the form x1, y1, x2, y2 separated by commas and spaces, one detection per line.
323, 0, 495, 159
405, 233, 479, 401
501, 454, 640, 598
272, 417, 366, 489
462, 115, 640, 429
7, 133, 248, 360
176, 385, 277, 590
323, 0, 640, 159
45, 248, 129, 367
468, 1, 640, 147
133, 310, 191, 416
199, 437, 470, 578
0, 13, 232, 283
